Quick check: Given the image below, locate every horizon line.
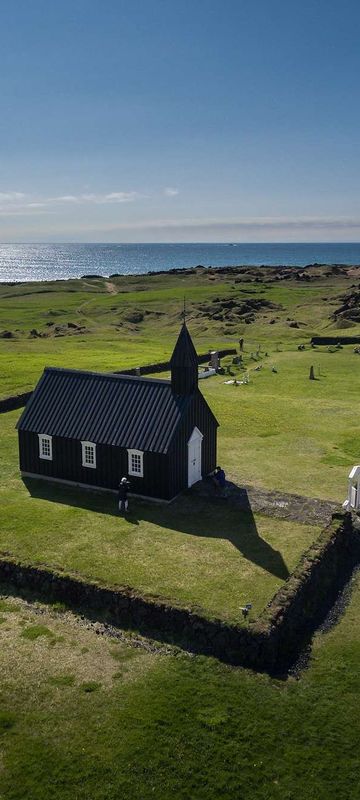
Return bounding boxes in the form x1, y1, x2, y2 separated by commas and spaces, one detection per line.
1, 241, 360, 246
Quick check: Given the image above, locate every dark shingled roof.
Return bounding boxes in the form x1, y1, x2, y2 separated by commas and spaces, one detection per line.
17, 368, 191, 454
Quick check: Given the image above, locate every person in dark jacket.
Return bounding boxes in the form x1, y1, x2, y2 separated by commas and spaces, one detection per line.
212, 466, 226, 495
118, 477, 130, 513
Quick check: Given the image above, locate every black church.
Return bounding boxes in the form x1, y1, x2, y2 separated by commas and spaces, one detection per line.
17, 323, 219, 501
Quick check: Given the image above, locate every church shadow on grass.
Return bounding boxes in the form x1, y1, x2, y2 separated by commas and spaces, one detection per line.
23, 477, 289, 582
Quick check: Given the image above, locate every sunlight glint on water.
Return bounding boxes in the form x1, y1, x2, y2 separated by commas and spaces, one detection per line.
0, 243, 360, 282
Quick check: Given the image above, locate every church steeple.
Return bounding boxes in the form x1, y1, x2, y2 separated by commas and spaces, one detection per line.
170, 322, 198, 395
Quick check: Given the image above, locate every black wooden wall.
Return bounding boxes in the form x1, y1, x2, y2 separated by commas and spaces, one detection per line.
18, 389, 217, 501
168, 391, 217, 498
18, 431, 170, 500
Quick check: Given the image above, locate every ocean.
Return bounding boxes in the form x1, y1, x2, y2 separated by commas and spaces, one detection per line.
1, 242, 360, 283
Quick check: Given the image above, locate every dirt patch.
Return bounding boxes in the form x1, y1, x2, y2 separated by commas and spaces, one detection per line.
0, 591, 161, 695
105, 281, 118, 294
194, 479, 339, 526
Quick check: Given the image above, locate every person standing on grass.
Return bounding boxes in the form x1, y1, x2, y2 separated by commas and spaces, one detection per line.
118, 477, 130, 514
212, 466, 226, 495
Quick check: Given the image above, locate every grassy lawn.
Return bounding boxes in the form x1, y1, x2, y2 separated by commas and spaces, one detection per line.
0, 267, 356, 398
1, 268, 359, 502
153, 343, 360, 502
0, 570, 359, 799
201, 346, 360, 502
0, 411, 318, 623
0, 273, 232, 396
1, 267, 357, 618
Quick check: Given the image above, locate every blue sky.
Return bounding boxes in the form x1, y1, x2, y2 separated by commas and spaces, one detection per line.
1, 0, 360, 242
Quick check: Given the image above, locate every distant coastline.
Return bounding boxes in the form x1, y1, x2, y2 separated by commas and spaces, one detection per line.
1, 242, 360, 283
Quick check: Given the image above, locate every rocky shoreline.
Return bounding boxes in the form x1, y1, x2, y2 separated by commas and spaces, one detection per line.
1, 261, 360, 287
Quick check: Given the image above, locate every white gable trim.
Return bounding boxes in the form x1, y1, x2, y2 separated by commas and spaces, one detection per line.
187, 426, 203, 445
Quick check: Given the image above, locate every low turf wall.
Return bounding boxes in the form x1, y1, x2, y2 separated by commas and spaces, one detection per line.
0, 349, 237, 413
114, 348, 237, 376
0, 512, 358, 673
0, 391, 32, 413
311, 336, 360, 345
257, 512, 360, 669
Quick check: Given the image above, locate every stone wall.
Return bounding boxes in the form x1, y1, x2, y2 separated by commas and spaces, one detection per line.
255, 512, 360, 670
0, 349, 237, 413
311, 336, 360, 345
0, 391, 32, 413
114, 348, 237, 377
0, 512, 358, 673
0, 555, 264, 666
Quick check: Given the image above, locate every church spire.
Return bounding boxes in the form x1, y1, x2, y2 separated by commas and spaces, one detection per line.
170, 322, 198, 395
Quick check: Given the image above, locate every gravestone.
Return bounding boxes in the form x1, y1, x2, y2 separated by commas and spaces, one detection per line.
343, 465, 360, 511
209, 350, 220, 370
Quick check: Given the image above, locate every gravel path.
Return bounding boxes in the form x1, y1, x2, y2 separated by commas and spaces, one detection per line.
194, 480, 340, 526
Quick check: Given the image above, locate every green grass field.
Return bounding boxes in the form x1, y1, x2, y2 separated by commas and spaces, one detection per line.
1, 268, 359, 615
0, 569, 359, 800
0, 266, 356, 397
1, 266, 360, 798
2, 268, 360, 502
201, 346, 360, 502
1, 411, 318, 623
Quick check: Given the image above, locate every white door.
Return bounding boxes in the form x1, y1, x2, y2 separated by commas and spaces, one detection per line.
188, 427, 203, 487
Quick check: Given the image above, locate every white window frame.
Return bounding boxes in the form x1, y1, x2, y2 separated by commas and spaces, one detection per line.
81, 441, 97, 469
38, 434, 53, 461
127, 449, 144, 477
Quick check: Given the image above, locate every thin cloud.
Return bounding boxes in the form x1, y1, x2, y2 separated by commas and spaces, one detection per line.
164, 187, 179, 197
50, 191, 140, 205
102, 192, 138, 203
55, 195, 79, 203
0, 191, 26, 202
0, 190, 141, 214
85, 214, 360, 232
